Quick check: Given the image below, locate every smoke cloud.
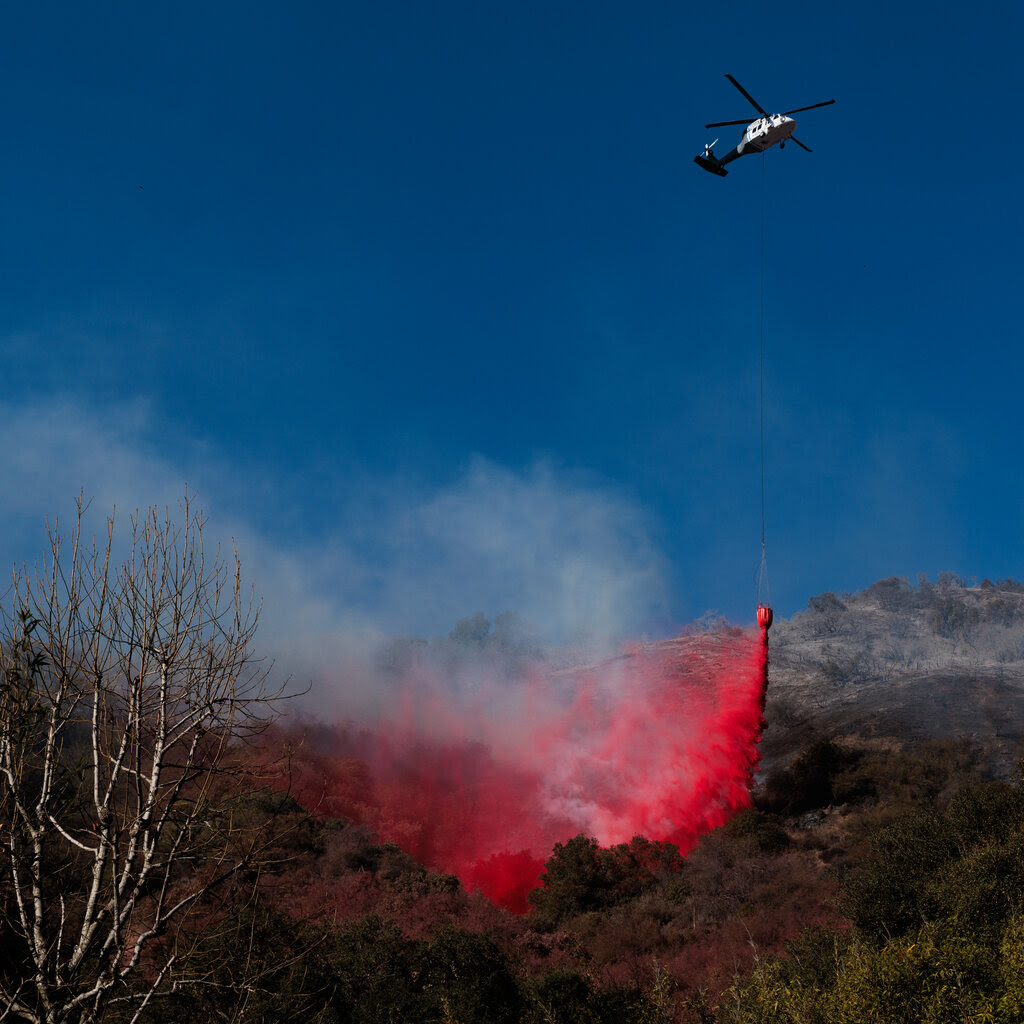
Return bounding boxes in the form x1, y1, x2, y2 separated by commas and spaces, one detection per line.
0, 397, 770, 914
0, 398, 672, 677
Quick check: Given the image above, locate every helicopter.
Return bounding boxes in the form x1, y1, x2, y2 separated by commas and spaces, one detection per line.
694, 74, 834, 177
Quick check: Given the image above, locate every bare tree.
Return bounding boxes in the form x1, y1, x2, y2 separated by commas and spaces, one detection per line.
0, 496, 287, 1024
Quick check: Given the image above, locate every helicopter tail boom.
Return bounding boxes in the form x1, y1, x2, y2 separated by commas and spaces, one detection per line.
694, 143, 742, 175
694, 153, 728, 176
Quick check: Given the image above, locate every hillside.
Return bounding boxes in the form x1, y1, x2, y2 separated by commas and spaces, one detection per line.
205, 577, 1024, 1022
762, 574, 1024, 778
7, 573, 1024, 1023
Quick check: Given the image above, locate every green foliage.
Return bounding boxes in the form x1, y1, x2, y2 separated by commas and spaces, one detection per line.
821, 922, 1002, 1023
721, 808, 790, 854
636, 960, 677, 1024
420, 925, 522, 1024
846, 739, 983, 823
843, 781, 1024, 945
525, 968, 651, 1024
716, 958, 819, 1024
944, 782, 1024, 850
529, 835, 684, 929
778, 926, 852, 991
604, 836, 686, 896
842, 808, 957, 941
996, 915, 1024, 1020
790, 738, 849, 808
661, 877, 693, 906
329, 915, 426, 1024
529, 835, 605, 926
762, 739, 865, 815
721, 776, 1024, 1023
720, 921, 1018, 1024
527, 969, 601, 1024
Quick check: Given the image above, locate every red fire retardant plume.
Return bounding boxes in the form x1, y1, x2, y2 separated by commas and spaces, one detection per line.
275, 629, 769, 913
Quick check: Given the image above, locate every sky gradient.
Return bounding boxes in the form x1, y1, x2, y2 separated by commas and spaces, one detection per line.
2, 1, 1022, 677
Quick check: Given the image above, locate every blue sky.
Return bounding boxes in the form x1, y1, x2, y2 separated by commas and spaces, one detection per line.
2, 1, 1022, 667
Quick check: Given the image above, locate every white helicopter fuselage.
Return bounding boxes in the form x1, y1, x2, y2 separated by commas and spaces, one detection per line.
739, 114, 796, 153
695, 114, 798, 176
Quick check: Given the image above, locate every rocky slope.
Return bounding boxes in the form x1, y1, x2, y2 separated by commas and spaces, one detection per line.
761, 575, 1024, 777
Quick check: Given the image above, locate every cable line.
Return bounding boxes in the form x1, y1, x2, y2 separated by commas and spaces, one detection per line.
760, 150, 766, 555
756, 150, 772, 633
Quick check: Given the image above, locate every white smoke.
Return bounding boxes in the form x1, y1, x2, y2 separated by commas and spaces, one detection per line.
0, 398, 673, 713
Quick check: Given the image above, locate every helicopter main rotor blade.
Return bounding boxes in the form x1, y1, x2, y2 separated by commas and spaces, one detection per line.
782, 99, 836, 115
705, 118, 753, 128
790, 136, 813, 152
725, 74, 767, 116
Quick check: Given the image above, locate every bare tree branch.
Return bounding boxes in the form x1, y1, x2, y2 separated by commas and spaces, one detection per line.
0, 494, 290, 1023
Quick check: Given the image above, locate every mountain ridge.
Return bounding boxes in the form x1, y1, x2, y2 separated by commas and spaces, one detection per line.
760, 574, 1024, 777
